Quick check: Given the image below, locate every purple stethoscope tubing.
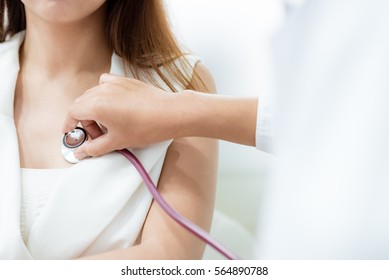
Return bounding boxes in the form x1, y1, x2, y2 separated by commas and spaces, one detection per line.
117, 149, 241, 260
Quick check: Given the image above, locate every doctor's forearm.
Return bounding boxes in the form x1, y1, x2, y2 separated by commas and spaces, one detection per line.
175, 92, 258, 146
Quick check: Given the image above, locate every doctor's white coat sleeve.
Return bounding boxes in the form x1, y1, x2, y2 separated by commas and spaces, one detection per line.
255, 96, 272, 152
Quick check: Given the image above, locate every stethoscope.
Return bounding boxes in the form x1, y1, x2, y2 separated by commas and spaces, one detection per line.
62, 127, 240, 260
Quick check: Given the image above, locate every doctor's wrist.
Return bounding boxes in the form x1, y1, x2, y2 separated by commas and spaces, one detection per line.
173, 90, 220, 139
174, 91, 258, 146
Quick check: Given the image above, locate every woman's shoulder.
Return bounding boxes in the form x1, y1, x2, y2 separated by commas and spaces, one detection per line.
173, 55, 216, 93
115, 52, 216, 93
159, 54, 216, 93
190, 60, 217, 93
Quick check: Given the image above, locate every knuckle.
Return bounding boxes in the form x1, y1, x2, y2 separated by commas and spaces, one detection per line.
91, 96, 104, 114
99, 82, 112, 92
66, 106, 78, 120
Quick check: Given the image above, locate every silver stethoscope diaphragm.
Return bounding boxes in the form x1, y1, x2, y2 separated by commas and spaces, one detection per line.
61, 127, 87, 164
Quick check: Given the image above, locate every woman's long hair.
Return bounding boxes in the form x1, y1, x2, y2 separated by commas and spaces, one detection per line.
0, 0, 199, 91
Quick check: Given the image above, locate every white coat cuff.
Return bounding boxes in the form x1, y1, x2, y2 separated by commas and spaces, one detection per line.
256, 96, 272, 152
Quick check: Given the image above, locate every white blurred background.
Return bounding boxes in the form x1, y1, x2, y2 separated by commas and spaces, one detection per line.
166, 0, 389, 260
165, 0, 284, 259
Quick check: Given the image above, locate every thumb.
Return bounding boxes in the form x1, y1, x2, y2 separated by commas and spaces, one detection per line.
74, 134, 115, 159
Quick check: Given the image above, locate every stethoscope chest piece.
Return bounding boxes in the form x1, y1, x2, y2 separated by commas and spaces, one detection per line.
61, 127, 87, 164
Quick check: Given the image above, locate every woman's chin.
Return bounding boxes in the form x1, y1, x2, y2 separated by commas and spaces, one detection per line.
22, 0, 107, 25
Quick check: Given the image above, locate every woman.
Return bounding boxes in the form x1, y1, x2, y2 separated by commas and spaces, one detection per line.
0, 0, 217, 259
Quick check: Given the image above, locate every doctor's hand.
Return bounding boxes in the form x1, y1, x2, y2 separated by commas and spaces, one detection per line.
63, 73, 258, 160
62, 74, 184, 159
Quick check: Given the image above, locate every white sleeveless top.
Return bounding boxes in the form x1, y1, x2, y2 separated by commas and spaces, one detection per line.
0, 31, 201, 259
20, 169, 66, 244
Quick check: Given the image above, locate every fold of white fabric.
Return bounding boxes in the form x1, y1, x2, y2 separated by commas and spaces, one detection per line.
0, 32, 33, 259
0, 32, 198, 259
27, 144, 170, 259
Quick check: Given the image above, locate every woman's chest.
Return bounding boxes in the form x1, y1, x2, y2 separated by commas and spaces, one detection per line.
13, 73, 99, 169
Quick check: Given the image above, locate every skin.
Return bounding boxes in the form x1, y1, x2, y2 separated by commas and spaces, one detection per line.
14, 0, 217, 259
15, 0, 111, 169
62, 75, 258, 159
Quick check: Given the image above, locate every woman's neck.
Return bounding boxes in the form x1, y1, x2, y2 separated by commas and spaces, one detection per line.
20, 5, 112, 78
